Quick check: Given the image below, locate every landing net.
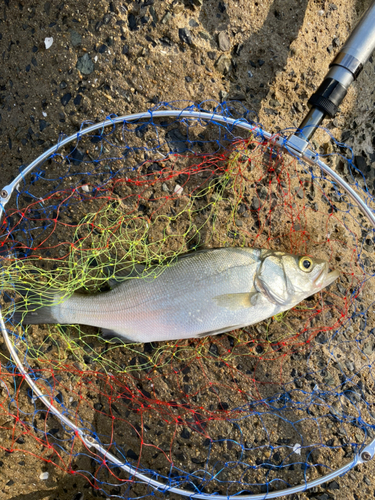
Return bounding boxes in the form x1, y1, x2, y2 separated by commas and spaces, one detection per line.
0, 103, 374, 498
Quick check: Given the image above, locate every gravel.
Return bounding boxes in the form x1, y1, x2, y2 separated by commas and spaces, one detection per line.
76, 53, 94, 75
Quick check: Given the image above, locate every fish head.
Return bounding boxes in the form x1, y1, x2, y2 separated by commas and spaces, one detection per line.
256, 251, 339, 306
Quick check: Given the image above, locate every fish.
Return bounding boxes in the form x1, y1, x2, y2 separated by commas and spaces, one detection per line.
13, 247, 339, 343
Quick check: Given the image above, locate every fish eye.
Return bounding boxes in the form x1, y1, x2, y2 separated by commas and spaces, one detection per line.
299, 256, 313, 273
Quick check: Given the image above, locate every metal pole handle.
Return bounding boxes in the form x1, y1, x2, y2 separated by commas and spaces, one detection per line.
294, 0, 375, 142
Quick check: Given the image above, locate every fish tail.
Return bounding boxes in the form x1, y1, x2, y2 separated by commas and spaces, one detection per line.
12, 287, 64, 325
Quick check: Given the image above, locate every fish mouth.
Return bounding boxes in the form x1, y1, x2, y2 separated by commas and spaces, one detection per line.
314, 265, 340, 289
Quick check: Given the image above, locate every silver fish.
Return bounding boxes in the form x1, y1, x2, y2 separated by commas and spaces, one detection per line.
14, 248, 339, 343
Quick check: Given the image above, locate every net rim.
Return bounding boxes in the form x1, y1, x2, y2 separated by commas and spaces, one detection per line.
1, 108, 374, 499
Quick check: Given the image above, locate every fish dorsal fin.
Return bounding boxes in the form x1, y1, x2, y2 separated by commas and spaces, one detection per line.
213, 291, 261, 311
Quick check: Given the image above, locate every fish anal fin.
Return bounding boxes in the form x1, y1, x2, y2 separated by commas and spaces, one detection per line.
213, 292, 260, 311
197, 324, 245, 338
101, 328, 136, 343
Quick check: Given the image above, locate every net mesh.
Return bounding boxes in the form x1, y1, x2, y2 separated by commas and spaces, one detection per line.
0, 102, 374, 498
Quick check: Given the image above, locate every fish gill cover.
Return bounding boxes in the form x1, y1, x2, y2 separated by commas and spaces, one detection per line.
0, 102, 374, 498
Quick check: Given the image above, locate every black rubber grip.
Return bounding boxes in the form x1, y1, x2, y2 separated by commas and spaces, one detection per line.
308, 78, 348, 118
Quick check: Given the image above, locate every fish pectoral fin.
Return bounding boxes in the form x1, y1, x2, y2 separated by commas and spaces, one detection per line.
212, 292, 260, 311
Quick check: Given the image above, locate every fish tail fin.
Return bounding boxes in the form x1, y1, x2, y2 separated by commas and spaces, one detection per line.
12, 288, 64, 325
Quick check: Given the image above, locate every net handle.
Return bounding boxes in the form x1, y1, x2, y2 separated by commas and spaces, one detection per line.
0, 109, 374, 499
295, 0, 375, 140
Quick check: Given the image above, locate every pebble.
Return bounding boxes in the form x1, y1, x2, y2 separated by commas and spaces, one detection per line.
251, 197, 261, 210
127, 449, 139, 460
363, 475, 371, 486
179, 28, 192, 45
128, 13, 138, 31
161, 11, 171, 24
293, 101, 303, 113
257, 186, 268, 200
198, 30, 212, 41
294, 378, 303, 388
219, 90, 228, 101
76, 53, 94, 75
363, 343, 373, 355
327, 480, 340, 490
39, 471, 49, 480
175, 452, 186, 462
215, 54, 231, 74
227, 230, 239, 239
166, 128, 187, 153
39, 119, 50, 132
218, 401, 229, 410
345, 361, 354, 372
61, 93, 71, 106
147, 163, 162, 173
180, 428, 191, 439
218, 31, 230, 51
44, 37, 53, 49
209, 343, 219, 357
70, 30, 82, 47
232, 43, 242, 56
174, 184, 183, 195
295, 186, 304, 199
364, 237, 373, 252
293, 443, 301, 455
269, 98, 280, 108
70, 147, 84, 165
324, 374, 335, 386
354, 155, 369, 175
341, 130, 352, 142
